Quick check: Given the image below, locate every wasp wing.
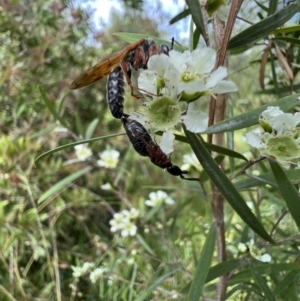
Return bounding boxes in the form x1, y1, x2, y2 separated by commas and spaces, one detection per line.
70, 39, 145, 90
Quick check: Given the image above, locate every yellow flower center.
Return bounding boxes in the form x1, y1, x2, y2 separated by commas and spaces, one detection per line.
181, 71, 196, 82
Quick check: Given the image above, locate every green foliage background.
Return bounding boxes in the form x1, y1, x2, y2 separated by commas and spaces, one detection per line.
1, 0, 300, 300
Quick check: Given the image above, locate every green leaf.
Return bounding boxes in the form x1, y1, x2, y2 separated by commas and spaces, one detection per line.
30, 124, 57, 139
170, 8, 190, 25
250, 264, 277, 301
254, 0, 269, 12
136, 234, 156, 256
112, 32, 186, 52
37, 167, 92, 204
273, 25, 300, 34
268, 0, 278, 16
234, 174, 278, 190
35, 132, 124, 163
85, 118, 99, 139
184, 128, 274, 243
272, 270, 300, 296
185, 0, 207, 42
171, 133, 248, 161
229, 263, 300, 285
268, 159, 300, 230
234, 169, 300, 190
193, 28, 201, 50
204, 94, 300, 134
187, 223, 216, 301
228, 2, 300, 50
38, 86, 68, 128
206, 259, 242, 283
135, 271, 175, 301
273, 36, 300, 46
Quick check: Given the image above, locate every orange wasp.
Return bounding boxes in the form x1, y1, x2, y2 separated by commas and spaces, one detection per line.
70, 38, 172, 119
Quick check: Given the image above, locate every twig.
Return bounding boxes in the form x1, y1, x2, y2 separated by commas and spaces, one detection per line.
269, 208, 289, 237
230, 156, 266, 180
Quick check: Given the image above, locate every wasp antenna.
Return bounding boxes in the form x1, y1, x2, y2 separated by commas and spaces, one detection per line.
171, 37, 174, 50
180, 174, 200, 182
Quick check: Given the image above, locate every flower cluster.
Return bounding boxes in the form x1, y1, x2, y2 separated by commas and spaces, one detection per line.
71, 262, 95, 278
238, 239, 271, 262
89, 266, 108, 283
71, 262, 109, 284
109, 208, 139, 237
145, 190, 175, 207
245, 106, 300, 168
131, 47, 237, 133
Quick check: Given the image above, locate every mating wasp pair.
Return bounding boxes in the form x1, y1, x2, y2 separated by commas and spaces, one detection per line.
70, 38, 199, 181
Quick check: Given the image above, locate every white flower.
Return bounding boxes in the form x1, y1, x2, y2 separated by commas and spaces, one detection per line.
109, 212, 127, 233
71, 266, 82, 278
181, 153, 201, 171
97, 149, 120, 169
82, 262, 95, 272
127, 257, 135, 265
101, 183, 112, 190
71, 262, 95, 278
126, 208, 140, 219
181, 102, 209, 133
74, 144, 92, 161
121, 220, 137, 237
89, 267, 107, 283
109, 208, 139, 236
169, 48, 237, 98
159, 131, 175, 155
107, 277, 113, 286
238, 239, 271, 262
138, 54, 179, 99
245, 106, 300, 168
145, 190, 175, 207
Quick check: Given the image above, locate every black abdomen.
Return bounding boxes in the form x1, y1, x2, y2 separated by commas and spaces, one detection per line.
107, 67, 125, 119
121, 117, 154, 157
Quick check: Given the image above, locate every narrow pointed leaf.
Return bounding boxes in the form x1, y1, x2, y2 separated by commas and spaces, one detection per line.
184, 128, 274, 243
274, 43, 293, 80
228, 2, 300, 50
254, 0, 268, 12
187, 224, 216, 301
170, 8, 190, 24
206, 259, 242, 283
268, 0, 278, 16
274, 25, 300, 34
260, 48, 269, 89
35, 132, 124, 163
136, 234, 156, 256
272, 270, 300, 296
235, 168, 300, 190
274, 36, 300, 46
268, 159, 300, 230
250, 265, 277, 301
234, 174, 278, 190
229, 263, 300, 285
37, 167, 92, 204
204, 94, 300, 134
135, 271, 175, 301
85, 118, 99, 139
39, 86, 68, 128
185, 0, 207, 41
171, 133, 248, 161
